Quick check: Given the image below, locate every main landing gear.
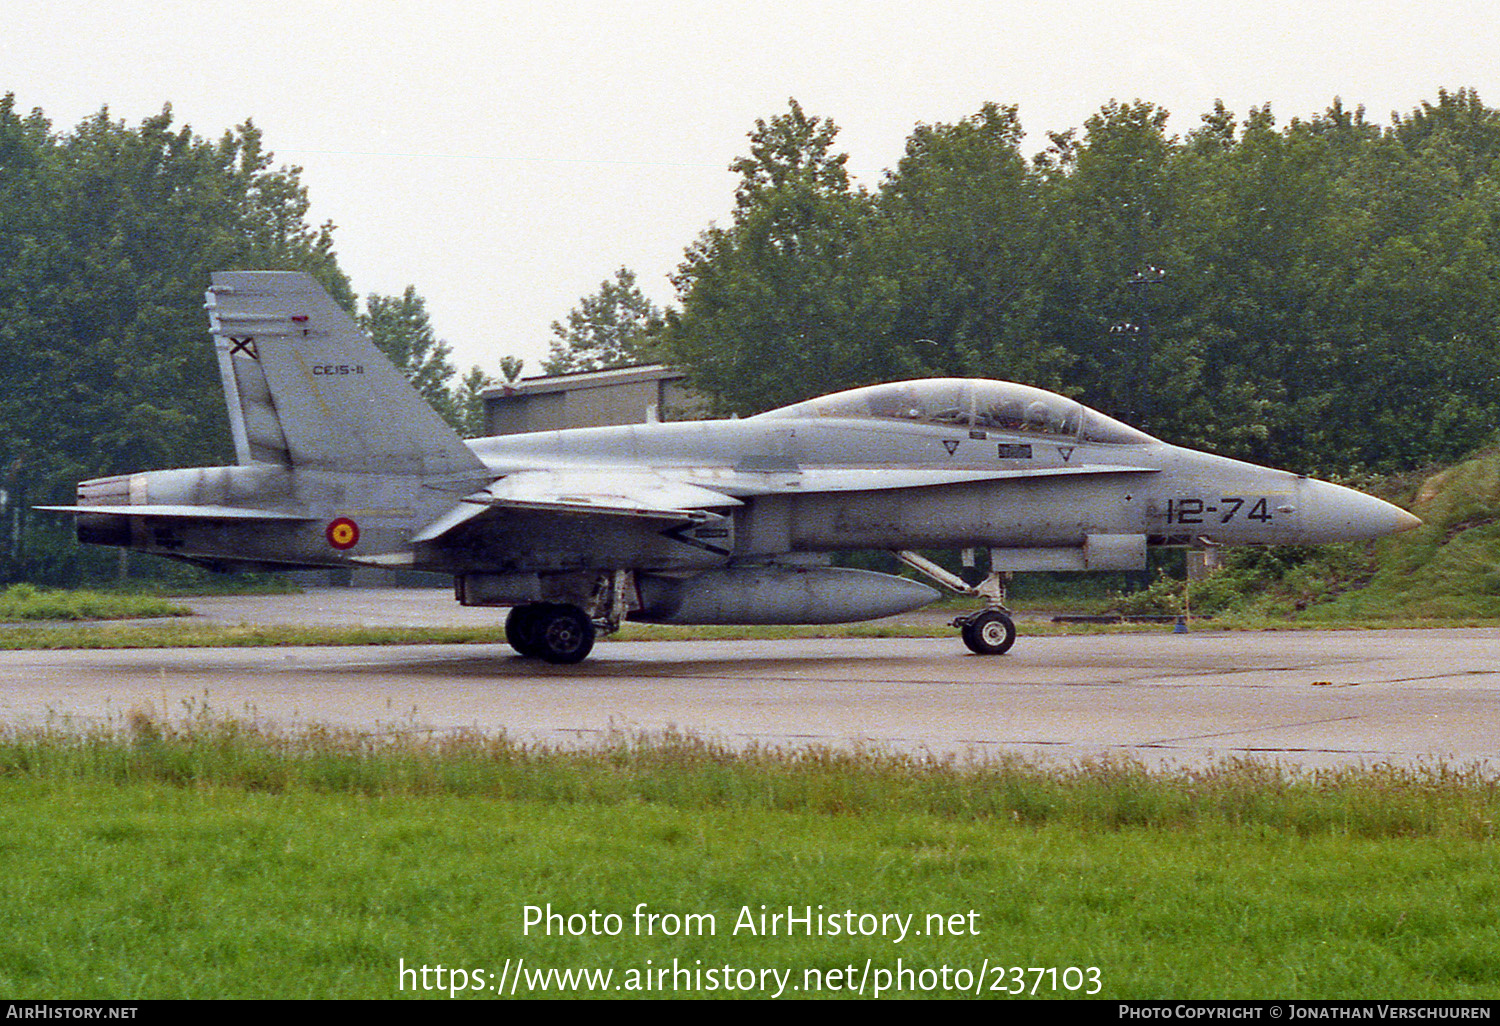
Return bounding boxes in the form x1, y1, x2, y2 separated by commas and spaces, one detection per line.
501, 571, 633, 664
505, 603, 596, 664
896, 550, 1017, 655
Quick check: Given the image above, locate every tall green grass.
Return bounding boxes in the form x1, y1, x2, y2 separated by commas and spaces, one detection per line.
6, 714, 1500, 999
0, 583, 191, 622
5, 709, 1498, 839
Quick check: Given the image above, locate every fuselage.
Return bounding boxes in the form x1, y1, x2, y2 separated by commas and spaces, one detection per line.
68, 378, 1419, 575
43, 272, 1426, 659
464, 415, 1412, 557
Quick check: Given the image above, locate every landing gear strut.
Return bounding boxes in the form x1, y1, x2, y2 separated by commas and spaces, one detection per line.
896, 550, 1017, 655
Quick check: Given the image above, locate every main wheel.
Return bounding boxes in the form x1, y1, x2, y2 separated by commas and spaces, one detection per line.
961, 610, 1016, 655
534, 604, 596, 664
505, 604, 545, 657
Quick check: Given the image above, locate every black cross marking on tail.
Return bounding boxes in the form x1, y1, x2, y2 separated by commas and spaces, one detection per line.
228, 337, 258, 360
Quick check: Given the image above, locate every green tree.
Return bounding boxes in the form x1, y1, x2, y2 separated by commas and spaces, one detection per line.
359, 286, 521, 438
1391, 87, 1500, 183
543, 267, 663, 374
1031, 100, 1188, 429
452, 365, 496, 438
663, 91, 1500, 470
497, 355, 525, 382
872, 102, 1057, 385
1174, 97, 1500, 471
0, 96, 59, 571
360, 286, 460, 425
665, 99, 886, 412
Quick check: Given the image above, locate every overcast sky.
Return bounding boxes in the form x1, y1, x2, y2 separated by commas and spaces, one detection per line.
6, 0, 1498, 375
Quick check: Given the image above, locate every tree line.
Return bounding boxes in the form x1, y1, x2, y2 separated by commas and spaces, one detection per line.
576, 91, 1500, 478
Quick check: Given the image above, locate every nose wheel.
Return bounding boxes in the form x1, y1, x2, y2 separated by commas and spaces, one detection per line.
505, 603, 596, 664
955, 609, 1016, 655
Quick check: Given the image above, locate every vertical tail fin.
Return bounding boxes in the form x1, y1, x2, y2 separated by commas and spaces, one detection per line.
207, 271, 487, 480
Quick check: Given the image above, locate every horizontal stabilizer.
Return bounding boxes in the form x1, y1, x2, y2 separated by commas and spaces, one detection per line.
35, 504, 314, 521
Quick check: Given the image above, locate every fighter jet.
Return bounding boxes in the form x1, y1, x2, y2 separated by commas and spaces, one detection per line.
41, 271, 1421, 663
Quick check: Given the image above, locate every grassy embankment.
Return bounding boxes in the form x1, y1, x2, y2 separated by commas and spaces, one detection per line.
1094, 446, 1500, 627
3, 712, 1499, 999
1308, 448, 1500, 622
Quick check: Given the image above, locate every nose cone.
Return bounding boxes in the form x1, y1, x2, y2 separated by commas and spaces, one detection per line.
1297, 478, 1422, 543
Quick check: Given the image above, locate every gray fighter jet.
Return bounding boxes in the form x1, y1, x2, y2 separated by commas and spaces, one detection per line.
42, 271, 1420, 663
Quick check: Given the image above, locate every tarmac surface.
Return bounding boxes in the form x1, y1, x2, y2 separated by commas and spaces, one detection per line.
3, 589, 1499, 772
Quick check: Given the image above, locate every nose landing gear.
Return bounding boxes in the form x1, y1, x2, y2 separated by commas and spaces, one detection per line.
896, 550, 1017, 655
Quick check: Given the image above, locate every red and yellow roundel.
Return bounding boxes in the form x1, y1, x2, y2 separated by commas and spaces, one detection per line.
325, 517, 360, 550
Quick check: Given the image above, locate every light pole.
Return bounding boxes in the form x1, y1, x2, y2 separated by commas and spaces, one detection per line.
1107, 321, 1141, 422
1125, 266, 1166, 432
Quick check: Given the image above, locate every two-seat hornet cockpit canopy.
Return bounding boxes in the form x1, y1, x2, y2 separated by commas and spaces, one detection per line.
755, 378, 1157, 445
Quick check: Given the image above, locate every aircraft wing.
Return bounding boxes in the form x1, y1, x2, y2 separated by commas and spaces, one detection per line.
413, 464, 1158, 543
411, 470, 743, 543
664, 463, 1160, 496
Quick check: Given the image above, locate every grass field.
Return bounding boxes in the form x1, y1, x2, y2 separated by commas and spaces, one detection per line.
0, 583, 191, 623
3, 715, 1499, 1000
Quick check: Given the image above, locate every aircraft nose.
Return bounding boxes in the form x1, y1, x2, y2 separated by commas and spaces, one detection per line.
1297, 478, 1422, 542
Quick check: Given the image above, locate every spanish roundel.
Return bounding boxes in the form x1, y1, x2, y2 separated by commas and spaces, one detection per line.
326, 517, 360, 550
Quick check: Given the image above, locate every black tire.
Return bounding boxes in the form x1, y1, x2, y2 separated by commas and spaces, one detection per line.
505, 604, 549, 658
536, 604, 596, 664
961, 610, 1016, 655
